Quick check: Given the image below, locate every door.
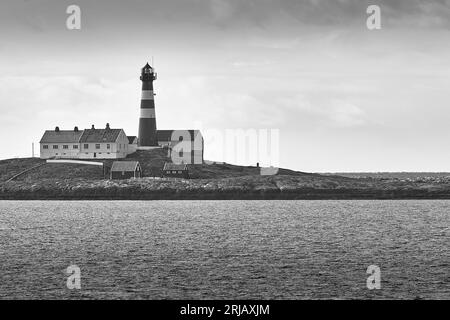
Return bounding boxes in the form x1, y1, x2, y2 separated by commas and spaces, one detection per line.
94, 153, 96, 158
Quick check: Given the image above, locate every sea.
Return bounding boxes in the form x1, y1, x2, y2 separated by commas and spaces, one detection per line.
0, 200, 448, 299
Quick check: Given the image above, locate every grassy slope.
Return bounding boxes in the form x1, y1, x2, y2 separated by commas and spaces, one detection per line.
0, 158, 45, 182
0, 149, 294, 182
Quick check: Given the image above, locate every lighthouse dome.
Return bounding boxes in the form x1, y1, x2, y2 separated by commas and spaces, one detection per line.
140, 62, 157, 80
142, 63, 153, 73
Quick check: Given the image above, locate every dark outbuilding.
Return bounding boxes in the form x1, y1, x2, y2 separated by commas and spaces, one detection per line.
110, 161, 142, 179
162, 162, 189, 179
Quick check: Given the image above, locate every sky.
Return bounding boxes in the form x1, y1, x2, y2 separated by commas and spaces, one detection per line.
0, 0, 450, 172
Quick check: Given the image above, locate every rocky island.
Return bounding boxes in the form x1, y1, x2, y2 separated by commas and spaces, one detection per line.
1, 149, 450, 200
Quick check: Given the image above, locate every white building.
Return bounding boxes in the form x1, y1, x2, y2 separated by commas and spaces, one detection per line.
39, 124, 134, 159
127, 136, 138, 154
156, 130, 204, 164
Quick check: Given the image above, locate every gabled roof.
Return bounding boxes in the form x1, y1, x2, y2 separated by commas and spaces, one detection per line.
79, 129, 122, 143
157, 130, 202, 142
163, 162, 188, 171
40, 130, 83, 143
111, 161, 140, 172
128, 136, 138, 144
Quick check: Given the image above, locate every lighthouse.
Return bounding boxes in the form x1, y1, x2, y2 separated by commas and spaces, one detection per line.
138, 62, 158, 146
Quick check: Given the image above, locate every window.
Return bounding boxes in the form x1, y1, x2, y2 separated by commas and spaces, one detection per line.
43, 145, 49, 149
107, 144, 110, 149
73, 145, 78, 149
53, 145, 58, 149
95, 144, 100, 149
179, 151, 183, 157
179, 136, 183, 141
84, 144, 89, 149
63, 145, 68, 149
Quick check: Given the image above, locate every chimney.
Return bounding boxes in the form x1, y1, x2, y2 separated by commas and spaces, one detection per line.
74, 126, 79, 132
106, 123, 110, 130
91, 125, 95, 129
55, 126, 60, 132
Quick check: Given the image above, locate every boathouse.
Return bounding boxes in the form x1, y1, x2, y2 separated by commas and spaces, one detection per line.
110, 161, 142, 179
162, 162, 189, 179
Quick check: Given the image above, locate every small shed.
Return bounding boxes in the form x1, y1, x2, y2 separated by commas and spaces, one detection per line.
162, 162, 189, 179
110, 161, 142, 179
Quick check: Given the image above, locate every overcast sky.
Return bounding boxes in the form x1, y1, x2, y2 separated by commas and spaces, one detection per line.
1, 0, 450, 172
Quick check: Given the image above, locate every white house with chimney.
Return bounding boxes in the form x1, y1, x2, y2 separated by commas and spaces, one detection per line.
39, 124, 136, 159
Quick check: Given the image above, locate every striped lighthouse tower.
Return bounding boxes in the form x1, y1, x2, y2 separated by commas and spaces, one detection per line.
138, 62, 158, 146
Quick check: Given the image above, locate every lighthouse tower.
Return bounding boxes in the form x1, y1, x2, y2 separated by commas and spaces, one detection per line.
138, 63, 158, 146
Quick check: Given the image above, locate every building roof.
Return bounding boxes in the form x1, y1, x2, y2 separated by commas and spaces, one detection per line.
40, 130, 83, 143
111, 161, 140, 172
157, 130, 202, 142
128, 136, 138, 144
79, 128, 122, 143
163, 162, 188, 171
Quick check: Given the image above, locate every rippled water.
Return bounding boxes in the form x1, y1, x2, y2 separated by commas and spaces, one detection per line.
0, 200, 448, 300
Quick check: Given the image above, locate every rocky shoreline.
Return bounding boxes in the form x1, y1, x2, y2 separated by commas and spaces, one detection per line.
1, 175, 450, 200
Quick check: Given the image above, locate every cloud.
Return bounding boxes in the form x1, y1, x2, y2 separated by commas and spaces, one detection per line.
328, 100, 367, 127
276, 94, 369, 129
210, 0, 235, 22
0, 75, 138, 131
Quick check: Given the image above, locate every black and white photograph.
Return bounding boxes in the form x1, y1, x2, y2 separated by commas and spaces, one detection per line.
0, 0, 449, 310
